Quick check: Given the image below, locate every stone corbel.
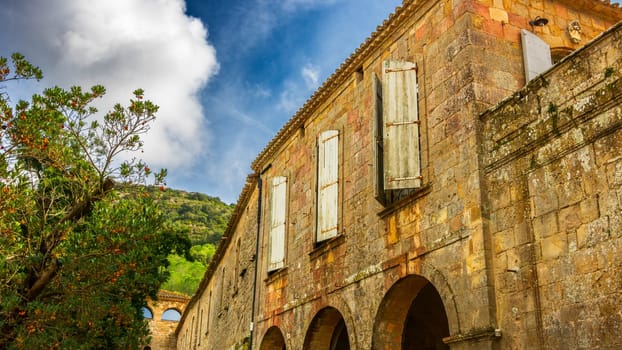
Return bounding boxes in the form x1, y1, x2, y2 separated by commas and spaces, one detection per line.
568, 20, 582, 44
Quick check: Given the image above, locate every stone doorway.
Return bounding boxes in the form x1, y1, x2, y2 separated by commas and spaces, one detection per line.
372, 275, 450, 350
259, 326, 287, 350
303, 307, 351, 350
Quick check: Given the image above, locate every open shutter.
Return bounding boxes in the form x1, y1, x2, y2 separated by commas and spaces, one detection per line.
382, 60, 422, 190
521, 29, 552, 82
372, 73, 386, 204
268, 176, 287, 271
317, 130, 339, 242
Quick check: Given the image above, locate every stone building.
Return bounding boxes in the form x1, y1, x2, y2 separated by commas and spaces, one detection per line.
176, 0, 622, 349
143, 290, 190, 350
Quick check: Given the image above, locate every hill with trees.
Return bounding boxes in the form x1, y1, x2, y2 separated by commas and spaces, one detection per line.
150, 187, 234, 295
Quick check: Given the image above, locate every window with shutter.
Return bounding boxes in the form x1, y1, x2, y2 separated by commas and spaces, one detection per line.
372, 73, 386, 204
317, 130, 339, 242
268, 176, 287, 271
521, 29, 553, 82
381, 60, 422, 191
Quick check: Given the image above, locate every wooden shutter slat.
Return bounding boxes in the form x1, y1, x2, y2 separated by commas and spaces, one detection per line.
521, 29, 553, 82
382, 60, 422, 190
317, 130, 339, 242
268, 176, 286, 271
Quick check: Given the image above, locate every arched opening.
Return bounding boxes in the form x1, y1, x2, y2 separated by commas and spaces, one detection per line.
372, 275, 449, 350
161, 308, 182, 322
303, 307, 351, 350
550, 47, 574, 64
141, 306, 153, 319
259, 326, 287, 350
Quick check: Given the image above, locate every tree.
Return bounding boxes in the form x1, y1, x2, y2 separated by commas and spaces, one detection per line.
0, 53, 190, 349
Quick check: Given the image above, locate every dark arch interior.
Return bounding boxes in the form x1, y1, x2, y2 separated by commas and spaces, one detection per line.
372, 275, 450, 350
304, 307, 350, 350
330, 317, 350, 350
402, 282, 449, 350
260, 326, 287, 350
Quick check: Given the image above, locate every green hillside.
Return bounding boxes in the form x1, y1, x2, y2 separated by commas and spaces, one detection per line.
148, 187, 234, 295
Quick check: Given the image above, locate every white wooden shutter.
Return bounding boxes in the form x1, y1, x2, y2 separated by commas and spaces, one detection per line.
268, 176, 287, 271
372, 73, 385, 204
382, 60, 422, 190
521, 29, 552, 82
317, 130, 339, 242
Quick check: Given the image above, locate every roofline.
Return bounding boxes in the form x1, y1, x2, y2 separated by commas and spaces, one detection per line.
250, 0, 622, 172
250, 0, 419, 171
156, 289, 191, 303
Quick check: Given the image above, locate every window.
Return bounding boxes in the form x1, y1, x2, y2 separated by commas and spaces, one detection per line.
374, 61, 422, 205
268, 176, 287, 271
198, 309, 203, 346
205, 291, 211, 336
141, 306, 153, 319
317, 130, 339, 242
161, 308, 182, 321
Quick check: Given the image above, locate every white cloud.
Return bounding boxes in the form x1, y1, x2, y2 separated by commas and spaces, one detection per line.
301, 64, 320, 89
277, 82, 305, 114
0, 0, 218, 170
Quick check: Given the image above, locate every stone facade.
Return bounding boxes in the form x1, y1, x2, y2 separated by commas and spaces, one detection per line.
481, 23, 622, 349
144, 290, 190, 350
176, 0, 622, 349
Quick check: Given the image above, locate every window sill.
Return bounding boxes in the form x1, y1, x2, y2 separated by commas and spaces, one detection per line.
309, 234, 346, 261
264, 267, 288, 284
377, 184, 432, 218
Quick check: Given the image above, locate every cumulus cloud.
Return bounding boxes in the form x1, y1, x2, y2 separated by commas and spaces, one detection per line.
0, 0, 218, 169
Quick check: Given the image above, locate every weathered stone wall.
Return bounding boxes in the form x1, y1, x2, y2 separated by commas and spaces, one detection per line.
145, 290, 190, 350
175, 0, 622, 349
481, 22, 622, 349
177, 177, 259, 350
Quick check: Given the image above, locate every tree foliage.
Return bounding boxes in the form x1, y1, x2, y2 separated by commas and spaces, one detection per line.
146, 186, 231, 294
145, 186, 234, 245
0, 54, 190, 349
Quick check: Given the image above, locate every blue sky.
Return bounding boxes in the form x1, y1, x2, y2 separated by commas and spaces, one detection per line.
0, 0, 402, 203
1, 0, 620, 203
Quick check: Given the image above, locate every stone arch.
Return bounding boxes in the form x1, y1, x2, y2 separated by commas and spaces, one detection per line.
417, 262, 460, 334
303, 307, 351, 350
259, 326, 287, 350
372, 273, 454, 350
161, 308, 182, 322
550, 47, 574, 64
141, 306, 153, 319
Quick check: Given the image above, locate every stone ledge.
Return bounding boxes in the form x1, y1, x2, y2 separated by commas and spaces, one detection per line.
377, 184, 432, 218
308, 234, 346, 260
443, 326, 502, 345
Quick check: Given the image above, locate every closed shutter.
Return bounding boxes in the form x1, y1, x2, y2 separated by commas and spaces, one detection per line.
268, 176, 287, 271
317, 130, 339, 242
382, 60, 422, 190
521, 29, 552, 82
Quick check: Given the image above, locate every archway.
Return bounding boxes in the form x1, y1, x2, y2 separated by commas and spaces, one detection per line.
372, 275, 449, 350
161, 308, 182, 322
260, 326, 287, 350
303, 307, 351, 350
